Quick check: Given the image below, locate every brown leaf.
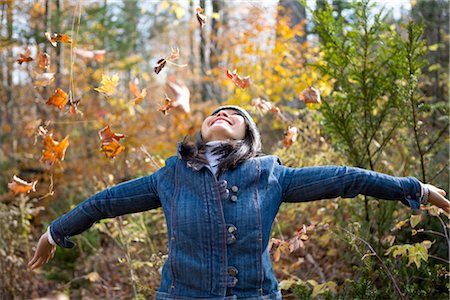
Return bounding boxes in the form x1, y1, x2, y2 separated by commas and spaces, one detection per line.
41, 135, 70, 165
98, 125, 126, 143
8, 175, 38, 194
159, 96, 173, 115
45, 32, 72, 47
100, 139, 125, 159
37, 52, 50, 70
226, 69, 251, 89
283, 126, 299, 147
68, 97, 83, 116
154, 58, 167, 74
16, 48, 33, 64
196, 7, 207, 28
299, 87, 321, 104
46, 88, 68, 110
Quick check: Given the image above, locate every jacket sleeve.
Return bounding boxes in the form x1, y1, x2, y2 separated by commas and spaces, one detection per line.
278, 164, 423, 209
49, 171, 161, 248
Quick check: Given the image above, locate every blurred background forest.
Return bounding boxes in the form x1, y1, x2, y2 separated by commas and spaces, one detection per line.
0, 0, 449, 299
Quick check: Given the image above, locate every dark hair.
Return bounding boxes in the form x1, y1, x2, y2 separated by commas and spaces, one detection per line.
179, 113, 262, 175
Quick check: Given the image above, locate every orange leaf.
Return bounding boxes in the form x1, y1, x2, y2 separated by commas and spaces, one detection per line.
226, 69, 251, 89
45, 32, 72, 47
41, 135, 70, 165
100, 139, 125, 159
46, 88, 68, 110
196, 7, 207, 28
38, 52, 50, 70
8, 175, 38, 194
16, 48, 33, 65
98, 125, 126, 143
129, 79, 147, 105
283, 126, 299, 147
299, 87, 321, 104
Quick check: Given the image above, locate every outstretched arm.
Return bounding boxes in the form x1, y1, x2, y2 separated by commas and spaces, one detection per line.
29, 173, 160, 269
279, 165, 449, 212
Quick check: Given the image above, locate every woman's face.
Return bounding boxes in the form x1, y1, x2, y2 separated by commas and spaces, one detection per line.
201, 109, 247, 142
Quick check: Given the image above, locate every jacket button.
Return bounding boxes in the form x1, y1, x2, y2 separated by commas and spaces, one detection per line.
227, 224, 237, 233
230, 195, 238, 202
231, 185, 239, 193
228, 266, 238, 277
219, 180, 228, 187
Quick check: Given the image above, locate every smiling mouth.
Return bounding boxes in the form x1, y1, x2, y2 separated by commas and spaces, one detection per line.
210, 117, 232, 126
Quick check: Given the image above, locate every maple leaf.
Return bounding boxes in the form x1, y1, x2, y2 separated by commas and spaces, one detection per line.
33, 71, 55, 87
94, 73, 119, 95
98, 126, 126, 159
17, 48, 33, 64
226, 69, 251, 89
8, 175, 38, 194
46, 88, 68, 110
45, 32, 72, 47
129, 79, 147, 105
98, 125, 126, 143
299, 87, 321, 104
41, 135, 70, 166
283, 126, 299, 147
100, 139, 125, 159
251, 98, 280, 113
38, 52, 50, 70
196, 7, 207, 28
165, 77, 191, 113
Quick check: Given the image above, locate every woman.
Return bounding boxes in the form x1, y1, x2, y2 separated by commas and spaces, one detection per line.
29, 105, 449, 299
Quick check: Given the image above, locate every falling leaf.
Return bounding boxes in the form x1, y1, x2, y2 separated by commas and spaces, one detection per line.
129, 79, 147, 105
100, 139, 125, 159
159, 96, 172, 115
167, 47, 180, 61
98, 125, 126, 143
38, 52, 50, 70
196, 7, 207, 28
41, 135, 70, 166
8, 175, 38, 194
283, 126, 299, 147
46, 88, 68, 110
154, 47, 186, 75
154, 58, 167, 74
16, 48, 33, 64
33, 71, 55, 87
165, 76, 190, 113
226, 69, 251, 89
68, 97, 83, 116
251, 98, 280, 113
94, 73, 119, 95
45, 32, 72, 47
299, 87, 321, 104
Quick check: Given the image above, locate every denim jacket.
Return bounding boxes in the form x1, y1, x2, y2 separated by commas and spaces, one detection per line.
49, 152, 423, 300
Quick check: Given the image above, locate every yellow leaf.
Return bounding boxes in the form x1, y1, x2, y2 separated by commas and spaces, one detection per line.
428, 44, 439, 51
211, 12, 220, 20
410, 214, 421, 228
95, 73, 119, 95
394, 219, 408, 230
428, 63, 441, 72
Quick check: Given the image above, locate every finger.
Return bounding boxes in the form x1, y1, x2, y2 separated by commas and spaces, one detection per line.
30, 256, 46, 270
28, 252, 39, 267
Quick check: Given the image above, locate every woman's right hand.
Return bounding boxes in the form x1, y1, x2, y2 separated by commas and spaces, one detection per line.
28, 232, 56, 270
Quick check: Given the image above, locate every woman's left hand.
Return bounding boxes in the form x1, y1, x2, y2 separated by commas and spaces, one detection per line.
423, 183, 450, 214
